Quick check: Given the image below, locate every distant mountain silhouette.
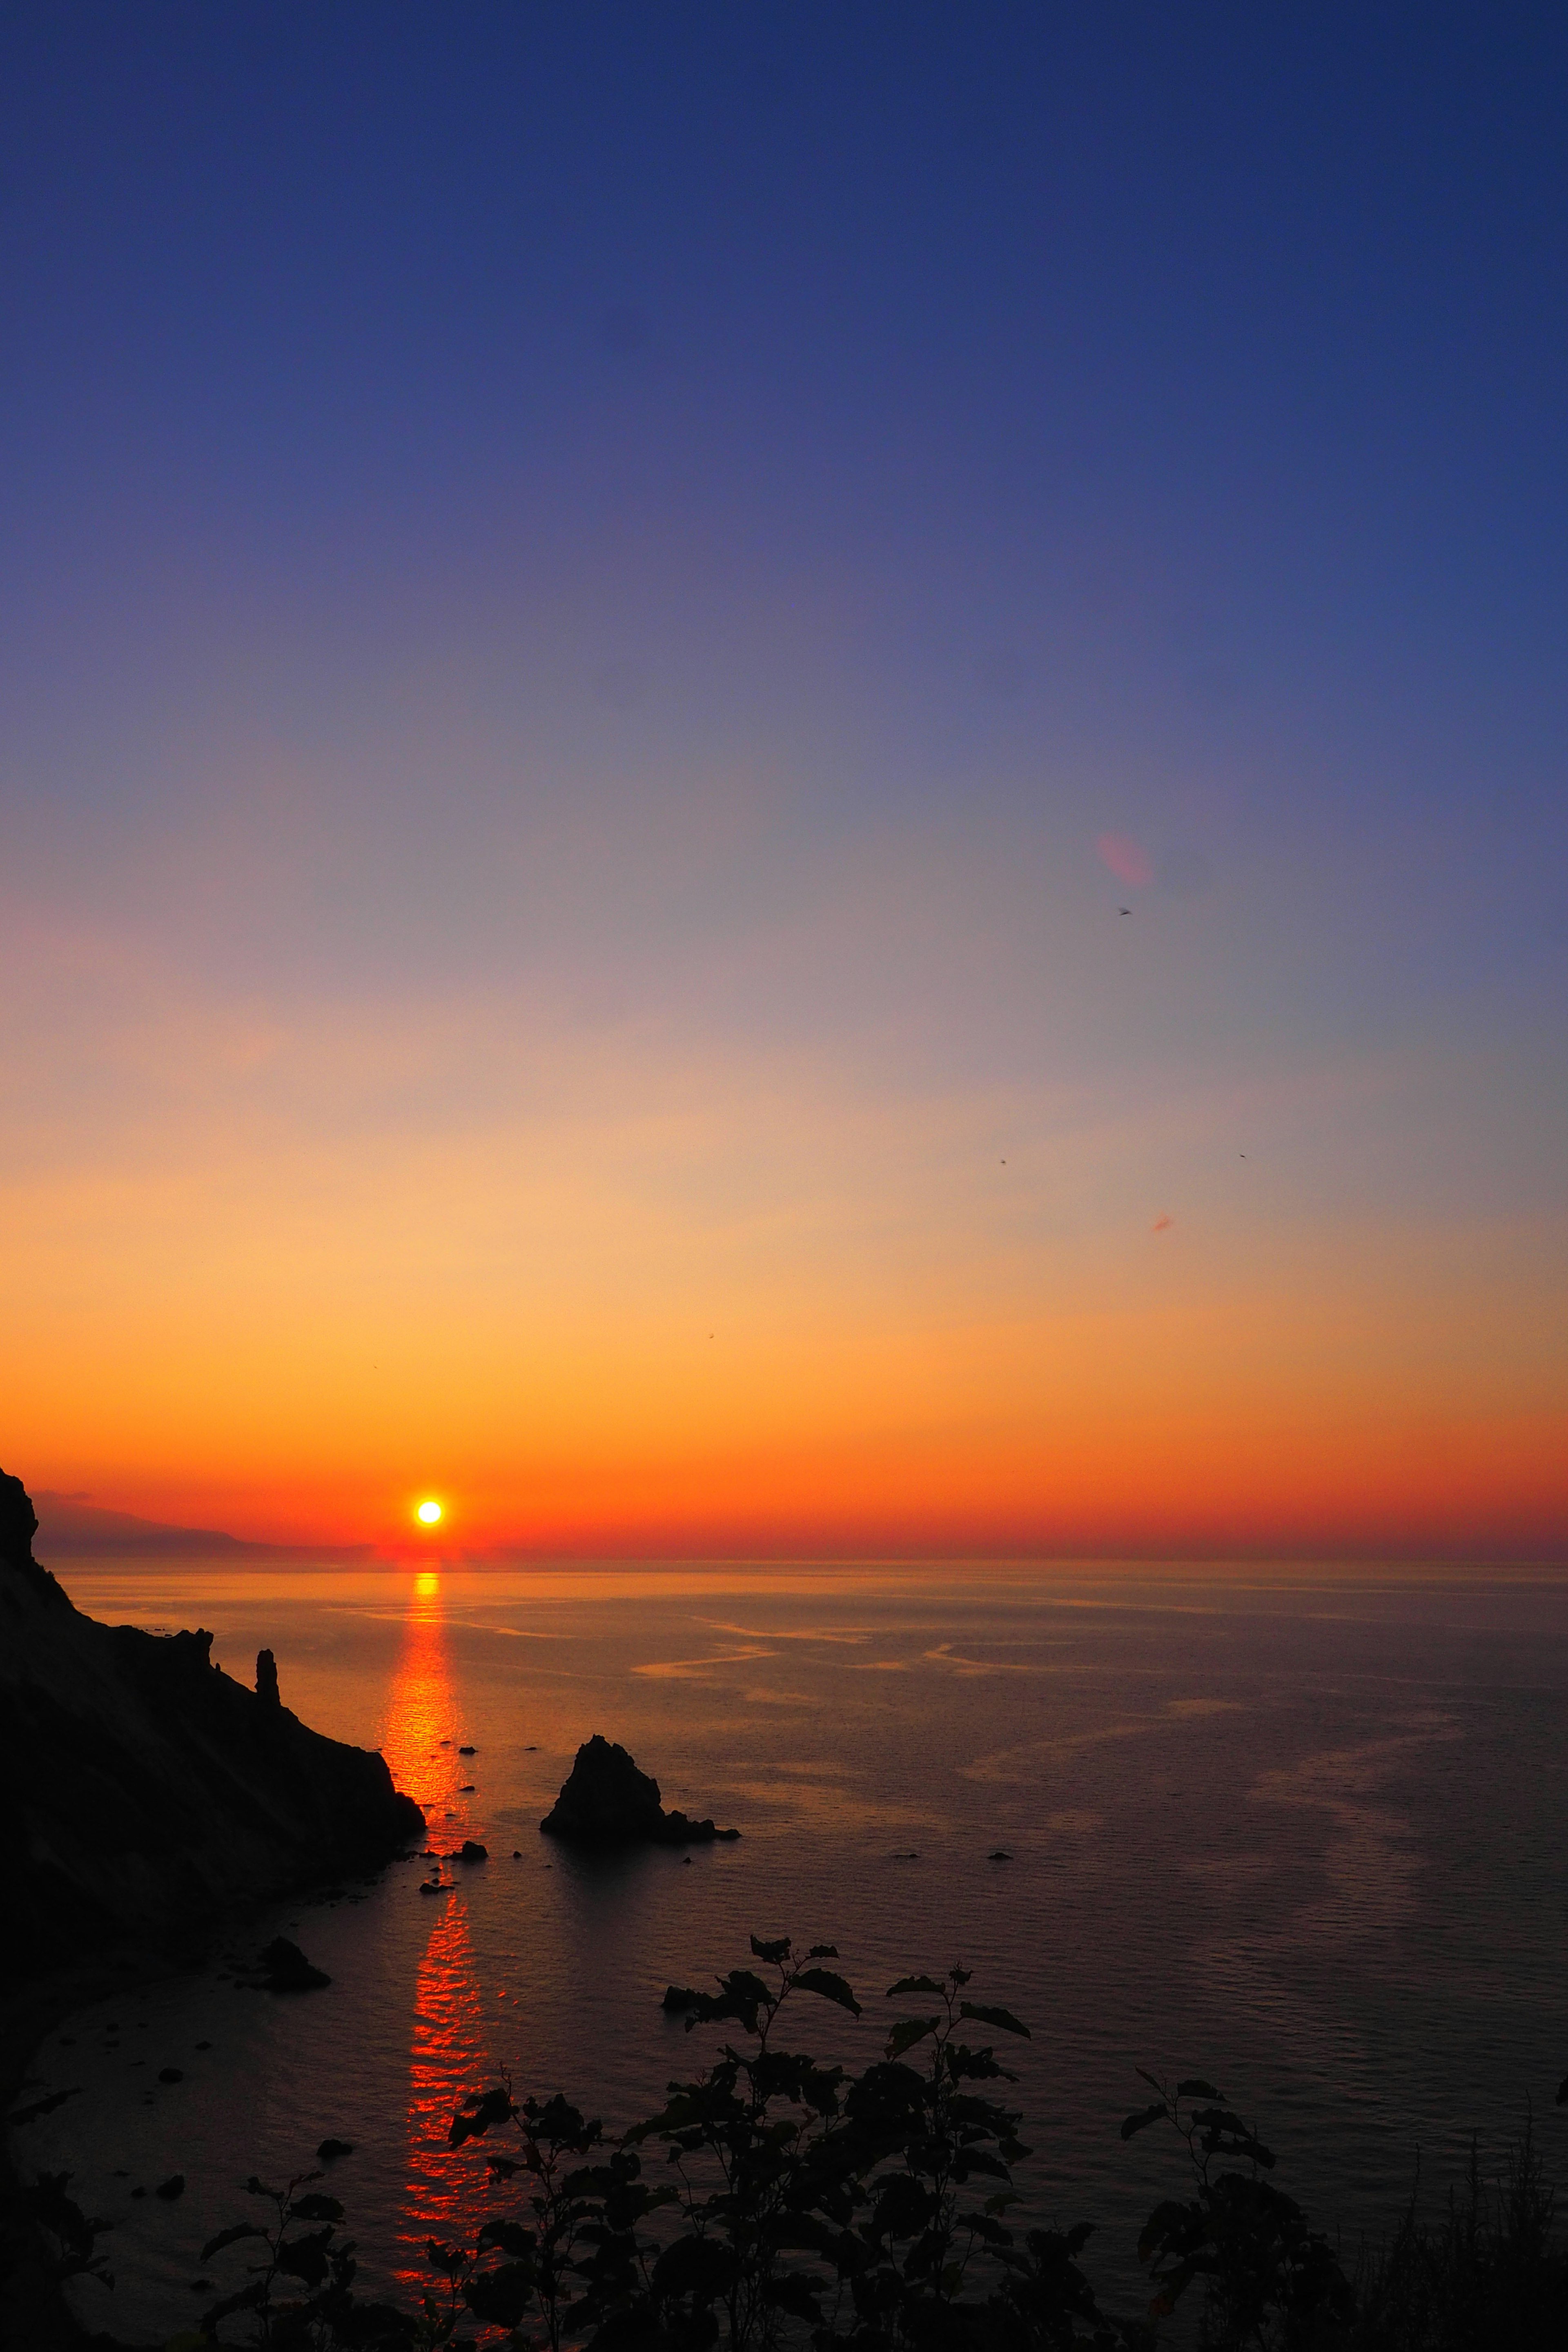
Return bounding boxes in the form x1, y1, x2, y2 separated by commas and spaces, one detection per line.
31, 1490, 256, 1554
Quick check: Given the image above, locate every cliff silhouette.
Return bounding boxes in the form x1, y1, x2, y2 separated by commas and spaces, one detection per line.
0, 1467, 423, 1989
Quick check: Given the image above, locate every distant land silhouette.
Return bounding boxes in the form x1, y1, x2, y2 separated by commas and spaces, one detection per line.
31, 1490, 257, 1555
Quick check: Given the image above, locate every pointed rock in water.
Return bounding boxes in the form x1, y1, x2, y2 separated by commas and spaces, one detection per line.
539, 1735, 739, 1849
255, 1648, 281, 1708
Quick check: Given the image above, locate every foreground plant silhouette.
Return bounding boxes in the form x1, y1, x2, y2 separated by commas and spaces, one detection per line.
433, 1936, 1110, 2349
1117, 2073, 1352, 2347
180, 1931, 1568, 2350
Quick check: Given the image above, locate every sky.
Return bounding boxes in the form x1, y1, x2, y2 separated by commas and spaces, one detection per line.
2, 3, 1566, 1558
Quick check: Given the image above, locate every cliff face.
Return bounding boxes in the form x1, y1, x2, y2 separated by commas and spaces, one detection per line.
0, 1470, 423, 1989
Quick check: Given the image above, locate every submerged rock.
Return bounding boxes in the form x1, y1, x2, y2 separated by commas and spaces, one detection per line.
540, 1735, 739, 1849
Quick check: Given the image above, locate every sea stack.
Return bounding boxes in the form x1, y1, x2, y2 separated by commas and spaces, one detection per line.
540, 1735, 739, 1849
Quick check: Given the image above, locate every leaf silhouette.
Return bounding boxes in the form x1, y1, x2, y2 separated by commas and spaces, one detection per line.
794, 1968, 862, 2017
199, 2222, 267, 2261
960, 2002, 1030, 2039
1120, 2100, 1168, 2142
886, 2016, 940, 2059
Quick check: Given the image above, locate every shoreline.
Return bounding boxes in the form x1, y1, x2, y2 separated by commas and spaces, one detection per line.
2, 1949, 187, 2352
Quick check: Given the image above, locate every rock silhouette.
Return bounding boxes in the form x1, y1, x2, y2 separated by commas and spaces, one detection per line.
258, 1936, 331, 1992
540, 1735, 739, 1849
2, 1463, 424, 1991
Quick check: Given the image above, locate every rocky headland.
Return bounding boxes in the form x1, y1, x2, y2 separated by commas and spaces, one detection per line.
541, 1733, 740, 1847
0, 1467, 424, 1992
0, 1467, 424, 2349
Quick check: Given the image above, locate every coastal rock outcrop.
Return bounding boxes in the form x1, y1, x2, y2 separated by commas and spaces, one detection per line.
1, 1466, 424, 1991
540, 1734, 739, 1849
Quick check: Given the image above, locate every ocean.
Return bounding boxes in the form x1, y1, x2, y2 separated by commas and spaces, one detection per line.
14, 1558, 1568, 2341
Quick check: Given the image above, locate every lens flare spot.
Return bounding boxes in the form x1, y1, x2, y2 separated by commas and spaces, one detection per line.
416, 1499, 443, 1526
1096, 831, 1153, 888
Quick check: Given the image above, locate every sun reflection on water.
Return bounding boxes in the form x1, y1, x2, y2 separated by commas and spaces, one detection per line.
379, 1574, 500, 2287
400, 1892, 496, 2286
379, 1576, 463, 1815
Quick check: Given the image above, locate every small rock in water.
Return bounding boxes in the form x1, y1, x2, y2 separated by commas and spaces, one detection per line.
258, 1937, 331, 1992
459, 1744, 476, 1755
194, 2040, 212, 2051
317, 2137, 354, 2162
662, 1984, 701, 2013
158, 2067, 184, 2083
988, 1849, 1013, 1862
459, 1783, 476, 1792
458, 1840, 488, 1862
155, 2174, 185, 2201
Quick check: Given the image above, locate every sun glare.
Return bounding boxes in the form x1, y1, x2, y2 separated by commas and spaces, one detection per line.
416, 1498, 443, 1526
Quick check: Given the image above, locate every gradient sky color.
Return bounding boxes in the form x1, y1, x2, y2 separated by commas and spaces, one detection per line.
2, 6, 1566, 1557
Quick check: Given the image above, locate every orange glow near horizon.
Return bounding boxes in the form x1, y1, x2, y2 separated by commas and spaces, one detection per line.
5, 969, 1566, 1561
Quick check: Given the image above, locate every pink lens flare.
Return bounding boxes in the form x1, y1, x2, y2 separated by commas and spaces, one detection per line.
1096, 832, 1153, 887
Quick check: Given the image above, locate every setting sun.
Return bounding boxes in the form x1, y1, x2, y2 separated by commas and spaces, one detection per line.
416, 1499, 442, 1526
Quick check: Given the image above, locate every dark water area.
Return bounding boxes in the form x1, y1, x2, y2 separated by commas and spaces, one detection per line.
14, 1560, 1568, 2341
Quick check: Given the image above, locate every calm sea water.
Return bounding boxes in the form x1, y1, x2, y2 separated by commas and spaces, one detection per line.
15, 1559, 1568, 2340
